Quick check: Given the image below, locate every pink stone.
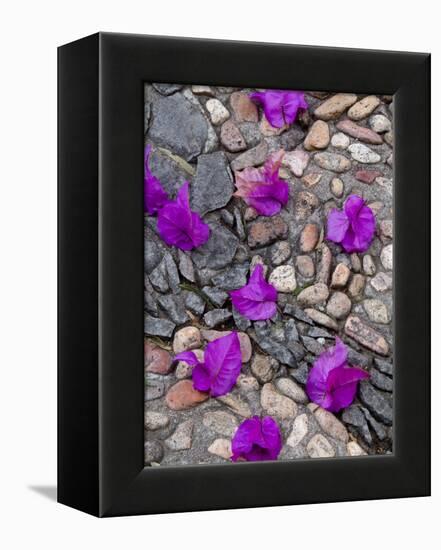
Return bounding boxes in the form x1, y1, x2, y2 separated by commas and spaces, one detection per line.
355, 170, 383, 184
144, 340, 172, 375
165, 380, 209, 410
336, 119, 383, 145
230, 92, 258, 122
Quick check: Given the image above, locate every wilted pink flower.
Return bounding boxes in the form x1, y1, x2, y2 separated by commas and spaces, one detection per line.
157, 181, 210, 251
249, 90, 307, 128
174, 332, 242, 397
234, 150, 289, 216
231, 416, 282, 462
306, 337, 370, 413
230, 264, 277, 321
326, 194, 375, 253
144, 144, 169, 215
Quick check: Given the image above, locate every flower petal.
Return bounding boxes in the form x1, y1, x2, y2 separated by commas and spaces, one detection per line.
230, 265, 278, 321
144, 145, 169, 215
192, 363, 212, 393
231, 416, 282, 462
327, 209, 350, 243
203, 332, 242, 397
250, 90, 306, 128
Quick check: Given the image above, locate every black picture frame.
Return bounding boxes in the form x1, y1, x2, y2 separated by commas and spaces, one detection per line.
58, 32, 431, 517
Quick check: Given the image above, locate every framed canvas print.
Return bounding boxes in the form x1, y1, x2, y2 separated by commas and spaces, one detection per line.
58, 32, 430, 517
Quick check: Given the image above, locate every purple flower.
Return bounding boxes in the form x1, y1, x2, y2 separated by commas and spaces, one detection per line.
157, 181, 210, 251
230, 264, 278, 321
249, 90, 307, 128
144, 144, 169, 215
234, 150, 289, 216
231, 416, 282, 462
326, 194, 376, 253
174, 332, 242, 397
306, 337, 370, 413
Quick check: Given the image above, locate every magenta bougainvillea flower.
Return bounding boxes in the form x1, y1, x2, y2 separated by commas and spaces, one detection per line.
306, 337, 369, 413
144, 144, 169, 215
326, 194, 376, 253
231, 416, 282, 462
174, 332, 242, 397
230, 264, 278, 321
249, 90, 307, 128
234, 150, 289, 216
157, 181, 210, 251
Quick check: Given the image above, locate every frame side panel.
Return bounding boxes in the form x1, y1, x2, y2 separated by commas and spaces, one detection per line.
57, 33, 100, 516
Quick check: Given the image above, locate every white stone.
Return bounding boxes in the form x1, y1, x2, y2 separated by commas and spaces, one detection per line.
208, 438, 232, 460
144, 411, 170, 430
236, 374, 260, 392
313, 407, 348, 442
380, 244, 393, 270
274, 378, 308, 404
165, 420, 193, 450
202, 411, 238, 437
369, 114, 391, 133
348, 95, 381, 120
348, 143, 381, 164
347, 441, 367, 456
261, 383, 297, 419
268, 265, 297, 293
331, 132, 350, 149
173, 326, 202, 354
287, 414, 309, 447
283, 150, 310, 177
192, 85, 214, 96
362, 254, 376, 276
370, 272, 393, 292
363, 299, 390, 324
330, 177, 344, 197
206, 98, 230, 125
306, 434, 335, 458
376, 176, 393, 196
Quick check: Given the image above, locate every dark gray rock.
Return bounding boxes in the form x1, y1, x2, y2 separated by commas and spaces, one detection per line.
361, 406, 388, 440
220, 209, 234, 226
233, 207, 246, 241
342, 405, 372, 444
190, 152, 234, 215
359, 381, 393, 425
254, 321, 271, 340
233, 308, 251, 331
211, 264, 249, 290
149, 261, 169, 293
255, 337, 297, 368
286, 341, 307, 362
301, 336, 325, 355
144, 238, 162, 274
370, 369, 393, 392
307, 327, 333, 339
157, 294, 189, 325
347, 346, 371, 369
374, 357, 393, 376
144, 314, 175, 338
231, 141, 268, 171
285, 319, 299, 343
144, 289, 158, 316
148, 93, 209, 161
279, 126, 306, 150
192, 223, 239, 270
202, 286, 229, 307
144, 377, 166, 401
203, 308, 233, 328
163, 253, 181, 294
149, 147, 194, 196
178, 250, 195, 282
290, 361, 309, 384
284, 304, 314, 325
144, 440, 164, 464
183, 291, 205, 316
152, 83, 184, 95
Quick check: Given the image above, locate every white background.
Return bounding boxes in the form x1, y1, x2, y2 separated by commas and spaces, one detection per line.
0, 0, 439, 547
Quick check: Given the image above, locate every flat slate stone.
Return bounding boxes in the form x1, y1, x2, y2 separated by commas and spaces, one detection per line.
148, 93, 209, 161
149, 147, 194, 196
359, 381, 393, 425
190, 151, 234, 215
152, 83, 184, 95
144, 315, 175, 338
192, 223, 239, 270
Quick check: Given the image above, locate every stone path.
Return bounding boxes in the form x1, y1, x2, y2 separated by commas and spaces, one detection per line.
144, 84, 393, 466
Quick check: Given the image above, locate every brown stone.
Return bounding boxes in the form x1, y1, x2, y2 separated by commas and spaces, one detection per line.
336, 119, 383, 144
297, 283, 329, 307
344, 315, 390, 355
296, 255, 315, 278
326, 291, 352, 319
300, 223, 320, 252
316, 244, 332, 284
313, 407, 349, 442
314, 152, 351, 173
247, 216, 288, 248
355, 170, 383, 184
259, 116, 288, 136
165, 380, 209, 410
220, 120, 247, 152
144, 340, 173, 375
230, 91, 259, 122
231, 141, 268, 171
304, 308, 338, 330
172, 326, 202, 354
330, 263, 351, 289
201, 329, 252, 363
348, 273, 366, 299
347, 95, 381, 120
314, 93, 358, 120
304, 120, 330, 150
294, 191, 320, 220
302, 173, 322, 187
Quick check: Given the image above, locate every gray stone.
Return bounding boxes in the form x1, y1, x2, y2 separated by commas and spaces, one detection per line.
304, 308, 338, 330
191, 152, 234, 215
203, 411, 238, 437
291, 361, 309, 384
148, 93, 209, 161
233, 207, 246, 241
270, 241, 292, 266
144, 377, 165, 401
148, 147, 195, 196
192, 223, 239, 270
212, 265, 249, 291
255, 337, 297, 367
220, 208, 234, 226
144, 440, 163, 464
157, 294, 189, 324
347, 346, 371, 369
381, 244, 393, 270
261, 383, 297, 419
149, 260, 169, 293
178, 250, 195, 282
152, 83, 183, 95
202, 286, 229, 307
363, 299, 390, 324
217, 394, 252, 417
359, 381, 393, 425
284, 304, 314, 325
144, 315, 175, 338
361, 406, 388, 440
284, 319, 299, 343
251, 354, 277, 383
145, 411, 170, 430
183, 291, 205, 316
144, 239, 162, 274
307, 434, 335, 458
370, 272, 393, 292
342, 405, 372, 444
296, 255, 315, 278
203, 309, 232, 328
370, 369, 393, 392
374, 357, 393, 376
233, 308, 252, 331
301, 336, 325, 355
231, 141, 268, 171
